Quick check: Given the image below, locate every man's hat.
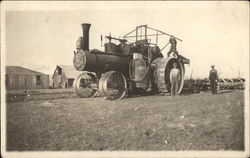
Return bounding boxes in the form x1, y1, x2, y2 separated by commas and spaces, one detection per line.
211, 64, 215, 68
170, 36, 175, 41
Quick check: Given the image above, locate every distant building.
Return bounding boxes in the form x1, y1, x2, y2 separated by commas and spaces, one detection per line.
52, 65, 82, 88
6, 66, 49, 90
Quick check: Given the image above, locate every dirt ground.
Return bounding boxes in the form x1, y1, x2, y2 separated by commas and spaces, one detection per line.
6, 90, 244, 151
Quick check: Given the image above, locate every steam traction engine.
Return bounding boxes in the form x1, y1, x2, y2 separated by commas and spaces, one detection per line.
73, 23, 190, 100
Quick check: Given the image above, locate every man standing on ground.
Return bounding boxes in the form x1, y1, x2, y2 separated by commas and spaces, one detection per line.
170, 63, 180, 96
209, 64, 219, 94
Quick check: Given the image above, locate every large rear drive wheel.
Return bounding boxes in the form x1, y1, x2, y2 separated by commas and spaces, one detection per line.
73, 72, 98, 98
99, 71, 127, 100
151, 57, 185, 94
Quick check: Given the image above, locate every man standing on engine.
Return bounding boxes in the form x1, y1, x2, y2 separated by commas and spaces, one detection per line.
170, 63, 180, 96
167, 36, 178, 57
209, 64, 219, 94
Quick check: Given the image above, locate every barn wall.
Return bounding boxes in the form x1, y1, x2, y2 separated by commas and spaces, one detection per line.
52, 67, 68, 88
52, 67, 61, 88
53, 72, 60, 88
41, 75, 49, 89
61, 71, 68, 88
6, 74, 49, 90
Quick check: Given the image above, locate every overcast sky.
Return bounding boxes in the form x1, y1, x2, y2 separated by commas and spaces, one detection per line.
2, 1, 249, 79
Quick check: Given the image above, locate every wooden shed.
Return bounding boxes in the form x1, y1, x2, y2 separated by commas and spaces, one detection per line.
6, 66, 49, 90
52, 65, 82, 88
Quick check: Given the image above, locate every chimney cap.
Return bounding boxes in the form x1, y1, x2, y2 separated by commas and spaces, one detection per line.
81, 23, 91, 26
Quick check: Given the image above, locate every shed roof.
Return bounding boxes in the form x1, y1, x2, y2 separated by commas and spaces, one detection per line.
53, 65, 82, 79
6, 66, 48, 76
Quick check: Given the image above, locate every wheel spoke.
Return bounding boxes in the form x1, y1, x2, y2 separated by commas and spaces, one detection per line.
116, 75, 122, 84
117, 80, 125, 86
107, 80, 114, 89
110, 74, 116, 85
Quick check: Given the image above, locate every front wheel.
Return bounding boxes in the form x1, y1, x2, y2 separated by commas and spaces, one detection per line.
73, 72, 98, 98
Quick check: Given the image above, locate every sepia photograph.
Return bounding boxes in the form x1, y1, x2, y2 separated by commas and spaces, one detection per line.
1, 1, 249, 158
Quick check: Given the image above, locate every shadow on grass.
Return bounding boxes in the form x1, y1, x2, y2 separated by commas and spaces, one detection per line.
217, 90, 233, 94
123, 91, 173, 100
124, 89, 205, 99
124, 92, 156, 100
179, 89, 201, 96
180, 90, 233, 96
113, 89, 234, 100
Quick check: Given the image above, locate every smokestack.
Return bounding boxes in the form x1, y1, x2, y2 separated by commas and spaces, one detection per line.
81, 23, 91, 51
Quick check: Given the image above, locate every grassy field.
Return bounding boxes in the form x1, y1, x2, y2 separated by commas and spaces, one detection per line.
6, 90, 244, 151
